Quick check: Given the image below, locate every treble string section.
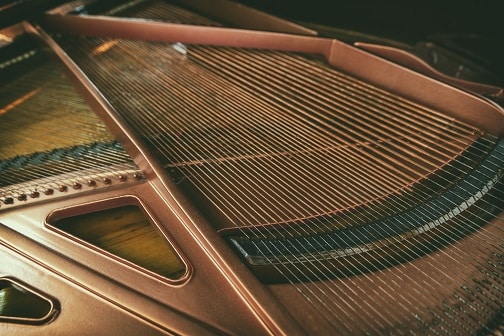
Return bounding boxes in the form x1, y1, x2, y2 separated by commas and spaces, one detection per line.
59, 35, 504, 334
187, 48, 502, 234
195, 41, 502, 302
187, 45, 502, 334
170, 41, 500, 330
198, 47, 504, 228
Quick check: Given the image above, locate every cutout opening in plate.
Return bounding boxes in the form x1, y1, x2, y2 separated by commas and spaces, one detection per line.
47, 197, 187, 281
0, 277, 58, 324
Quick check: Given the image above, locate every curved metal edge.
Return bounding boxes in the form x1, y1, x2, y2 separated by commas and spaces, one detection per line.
0, 276, 59, 325
354, 42, 504, 102
327, 40, 504, 136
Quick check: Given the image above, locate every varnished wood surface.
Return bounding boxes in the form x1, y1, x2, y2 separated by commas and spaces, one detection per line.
0, 60, 113, 161
0, 281, 52, 321
52, 205, 186, 279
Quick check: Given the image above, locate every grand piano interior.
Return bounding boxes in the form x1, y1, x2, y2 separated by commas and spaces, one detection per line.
1, 0, 503, 334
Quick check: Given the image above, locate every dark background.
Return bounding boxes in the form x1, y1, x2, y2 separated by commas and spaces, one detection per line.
2, 0, 503, 85
239, 0, 502, 40
238, 0, 504, 86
